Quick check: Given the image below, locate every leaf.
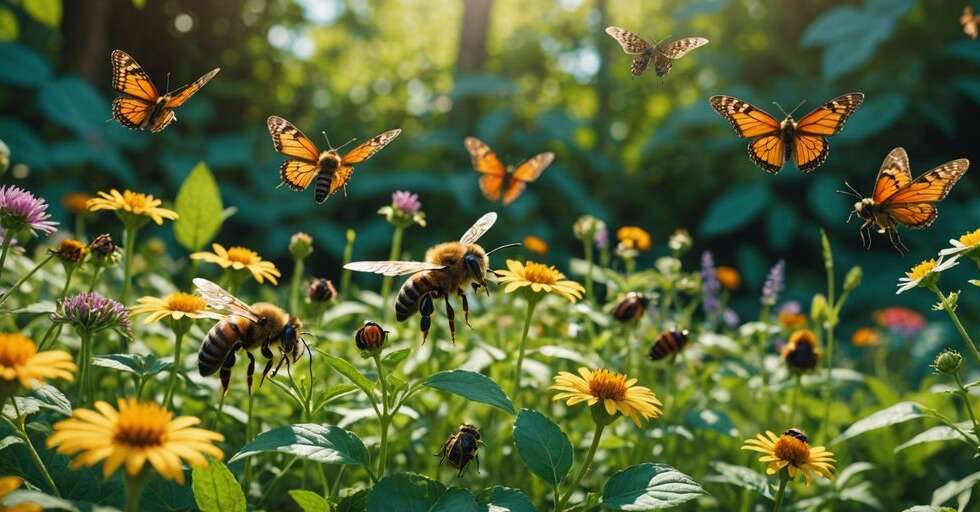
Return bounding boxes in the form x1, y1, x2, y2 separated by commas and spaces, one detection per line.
0, 8, 18, 41
92, 353, 171, 378
705, 461, 772, 499
174, 162, 225, 252
513, 409, 573, 486
895, 424, 973, 453
0, 435, 23, 451
290, 489, 329, 512
338, 489, 369, 512
477, 486, 537, 512
192, 461, 246, 512
228, 424, 369, 466
37, 77, 108, 135
931, 471, 980, 510
432, 488, 479, 512
424, 370, 514, 414
838, 94, 907, 141
602, 463, 706, 510
766, 202, 798, 250
698, 181, 771, 237
22, 0, 62, 27
902, 507, 955, 512
800, 6, 868, 47
0, 43, 52, 87
820, 21, 891, 80
321, 352, 375, 395
313, 383, 359, 413
833, 401, 927, 445
382, 348, 411, 368
366, 473, 446, 512
30, 384, 71, 417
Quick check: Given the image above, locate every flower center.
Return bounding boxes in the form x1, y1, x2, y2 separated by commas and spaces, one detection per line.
959, 229, 980, 248
0, 334, 37, 369
906, 259, 936, 281
122, 191, 151, 213
113, 402, 171, 448
227, 247, 258, 265
773, 435, 810, 467
522, 262, 561, 285
166, 293, 206, 313
587, 369, 628, 401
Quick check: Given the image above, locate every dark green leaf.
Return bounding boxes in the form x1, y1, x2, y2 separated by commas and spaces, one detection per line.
37, 77, 107, 135
192, 461, 246, 512
838, 94, 907, 140
290, 489, 328, 512
0, 8, 17, 41
432, 488, 479, 512
800, 7, 867, 47
698, 181, 771, 237
705, 461, 772, 499
30, 384, 71, 417
321, 352, 375, 395
513, 409, 573, 486
602, 463, 706, 510
833, 401, 927, 445
229, 424, 369, 466
382, 348, 411, 368
424, 370, 514, 414
174, 162, 225, 252
894, 423, 972, 453
0, 43, 51, 86
366, 473, 446, 512
92, 353, 171, 378
477, 486, 537, 512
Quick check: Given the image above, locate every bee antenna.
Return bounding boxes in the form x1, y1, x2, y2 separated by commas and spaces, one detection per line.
787, 99, 806, 117
485, 242, 522, 256
165, 72, 171, 93
336, 137, 357, 151
321, 132, 334, 150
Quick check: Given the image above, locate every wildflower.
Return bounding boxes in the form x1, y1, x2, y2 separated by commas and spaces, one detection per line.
851, 327, 880, 348
495, 260, 585, 302
779, 301, 807, 329
933, 349, 963, 375
289, 232, 314, 260
308, 278, 338, 302
655, 256, 681, 275
62, 192, 93, 215
0, 333, 74, 399
523, 235, 548, 255
572, 215, 605, 242
742, 429, 835, 485
782, 329, 820, 373
616, 226, 652, 252
896, 257, 959, 294
52, 292, 131, 335
668, 229, 692, 256
50, 238, 87, 265
355, 321, 387, 352
47, 399, 224, 484
0, 476, 40, 512
0, 185, 58, 237
130, 292, 216, 325
594, 225, 609, 250
761, 260, 786, 306
191, 243, 281, 285
701, 251, 721, 315
873, 306, 926, 337
716, 266, 741, 291
722, 308, 740, 329
88, 234, 119, 265
145, 237, 167, 256
551, 367, 662, 426
939, 228, 980, 259
378, 190, 426, 228
86, 189, 178, 226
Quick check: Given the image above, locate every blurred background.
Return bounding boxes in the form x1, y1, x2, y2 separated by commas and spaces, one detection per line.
0, 0, 978, 342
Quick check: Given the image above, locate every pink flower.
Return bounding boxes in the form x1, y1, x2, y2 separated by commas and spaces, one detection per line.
391, 191, 421, 215
0, 185, 58, 237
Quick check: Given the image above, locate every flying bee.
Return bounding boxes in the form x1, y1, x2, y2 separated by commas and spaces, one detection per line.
783, 428, 809, 443
193, 278, 310, 394
344, 212, 518, 343
649, 330, 689, 361
436, 424, 483, 477
612, 292, 650, 322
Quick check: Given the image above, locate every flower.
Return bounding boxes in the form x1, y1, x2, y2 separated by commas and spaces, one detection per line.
742, 429, 835, 485
851, 327, 880, 348
0, 186, 58, 237
616, 226, 652, 252
0, 139, 8, 175
523, 235, 548, 255
308, 278, 337, 302
701, 251, 721, 315
722, 308, 740, 329
933, 349, 963, 375
0, 476, 41, 512
716, 266, 741, 291
87, 189, 178, 225
939, 228, 980, 259
594, 225, 609, 250
355, 321, 387, 352
392, 190, 421, 214
668, 229, 692, 255
52, 292, 131, 335
495, 260, 585, 302
289, 232, 314, 259
551, 367, 662, 426
761, 260, 786, 306
47, 399, 224, 484
191, 243, 282, 285
88, 234, 119, 265
572, 215, 606, 242
130, 292, 218, 325
896, 256, 959, 294
781, 329, 820, 372
0, 333, 74, 397
379, 191, 426, 228
62, 192, 94, 215
50, 238, 87, 265
873, 307, 926, 337
778, 301, 807, 329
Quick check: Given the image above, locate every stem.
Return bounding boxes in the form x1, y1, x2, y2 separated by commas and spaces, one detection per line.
0, 231, 12, 284
380, 226, 404, 322
121, 224, 137, 307
510, 299, 539, 407
582, 240, 594, 302
74, 215, 86, 241
340, 232, 355, 301
243, 391, 255, 494
953, 372, 980, 447
930, 285, 980, 363
76, 331, 92, 405
771, 472, 789, 512
88, 265, 104, 293
556, 422, 606, 512
124, 471, 149, 512
787, 376, 801, 426
289, 257, 305, 314
819, 240, 836, 444
0, 254, 55, 306
5, 400, 61, 497
373, 353, 391, 476
163, 328, 185, 409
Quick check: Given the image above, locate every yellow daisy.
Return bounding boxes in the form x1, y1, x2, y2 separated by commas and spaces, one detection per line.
495, 260, 585, 302
550, 367, 662, 426
742, 429, 835, 485
86, 189, 178, 225
47, 399, 224, 484
940, 228, 980, 258
191, 243, 282, 285
616, 226, 652, 252
130, 292, 220, 325
0, 333, 75, 391
0, 476, 41, 512
896, 257, 958, 294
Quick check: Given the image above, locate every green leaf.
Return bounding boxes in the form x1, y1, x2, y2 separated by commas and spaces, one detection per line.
192, 461, 246, 512
766, 202, 798, 250
313, 383, 359, 413
513, 409, 573, 486
931, 471, 980, 509
92, 353, 171, 378
432, 488, 479, 512
895, 423, 973, 453
0, 43, 52, 87
290, 489, 329, 512
382, 348, 411, 368
832, 401, 927, 445
705, 461, 772, 499
477, 486, 537, 512
174, 162, 224, 252
800, 6, 867, 47
229, 424, 369, 466
0, 8, 18, 41
698, 181, 771, 237
321, 352, 375, 395
838, 94, 907, 141
38, 77, 108, 136
22, 0, 61, 27
30, 384, 71, 417
601, 463, 706, 510
424, 370, 514, 414
366, 473, 446, 512
902, 507, 955, 512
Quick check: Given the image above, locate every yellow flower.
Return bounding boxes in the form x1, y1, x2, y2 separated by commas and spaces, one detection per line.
550, 367, 662, 426
62, 192, 94, 215
896, 257, 958, 294
191, 243, 282, 285
47, 399, 224, 484
616, 226, 652, 252
940, 228, 980, 258
851, 327, 880, 348
715, 266, 741, 290
742, 429, 835, 485
523, 235, 549, 256
130, 292, 220, 324
778, 311, 807, 329
0, 476, 41, 512
0, 333, 75, 391
86, 189, 178, 225
495, 260, 585, 302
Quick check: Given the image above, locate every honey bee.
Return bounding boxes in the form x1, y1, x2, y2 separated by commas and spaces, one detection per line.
436, 424, 483, 477
193, 278, 309, 394
612, 292, 650, 322
649, 330, 689, 361
783, 427, 809, 443
344, 212, 518, 343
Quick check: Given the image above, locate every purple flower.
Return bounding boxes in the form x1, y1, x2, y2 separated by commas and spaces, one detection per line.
594, 225, 609, 250
391, 191, 421, 215
779, 300, 801, 316
761, 260, 786, 307
52, 292, 131, 336
722, 308, 740, 329
0, 185, 58, 237
701, 251, 721, 315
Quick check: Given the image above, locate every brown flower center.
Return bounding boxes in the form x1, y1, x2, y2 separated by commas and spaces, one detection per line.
227, 247, 259, 265
773, 435, 810, 467
587, 369, 628, 401
165, 293, 206, 313
113, 402, 171, 448
522, 262, 561, 285
0, 334, 37, 369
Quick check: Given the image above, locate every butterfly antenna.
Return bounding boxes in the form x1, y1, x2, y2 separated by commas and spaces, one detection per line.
835, 187, 860, 199
787, 99, 807, 117
845, 181, 862, 197
486, 242, 522, 256
165, 72, 171, 93
321, 132, 334, 151
336, 137, 357, 151
772, 101, 789, 117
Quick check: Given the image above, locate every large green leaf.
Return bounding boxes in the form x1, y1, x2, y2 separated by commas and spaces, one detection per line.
229, 424, 369, 466
366, 473, 445, 512
22, 0, 62, 27
601, 463, 706, 510
832, 401, 927, 445
431, 488, 479, 512
477, 486, 537, 512
0, 44, 51, 87
704, 461, 772, 499
37, 77, 107, 135
895, 423, 973, 453
174, 162, 225, 252
192, 461, 246, 512
290, 489, 329, 512
838, 94, 907, 141
698, 181, 771, 237
321, 352, 375, 395
92, 353, 171, 379
424, 370, 514, 414
513, 409, 573, 486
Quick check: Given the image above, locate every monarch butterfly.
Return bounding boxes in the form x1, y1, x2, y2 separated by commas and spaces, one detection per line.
110, 50, 219, 132
709, 93, 864, 174
464, 137, 554, 206
267, 116, 401, 204
605, 27, 709, 77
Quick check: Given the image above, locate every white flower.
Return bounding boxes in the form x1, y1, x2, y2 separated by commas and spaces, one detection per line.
896, 256, 959, 294
939, 229, 980, 258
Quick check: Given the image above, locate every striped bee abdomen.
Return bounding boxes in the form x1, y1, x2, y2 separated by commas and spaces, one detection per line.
314, 173, 332, 203
649, 330, 689, 361
394, 272, 437, 321
198, 318, 247, 376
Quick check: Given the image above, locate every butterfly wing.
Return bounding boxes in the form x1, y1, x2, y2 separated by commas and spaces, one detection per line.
881, 158, 970, 229
110, 50, 159, 102
280, 161, 321, 192
267, 116, 321, 191
502, 152, 554, 205
465, 137, 507, 202
344, 261, 446, 276
165, 68, 220, 108
793, 135, 829, 173
630, 54, 652, 76
658, 37, 710, 59
459, 212, 498, 245
604, 27, 651, 54
709, 96, 781, 138
111, 97, 153, 129
329, 167, 355, 195
748, 135, 786, 174
653, 53, 672, 77
795, 92, 864, 136
871, 147, 912, 204
148, 110, 176, 133
341, 129, 402, 165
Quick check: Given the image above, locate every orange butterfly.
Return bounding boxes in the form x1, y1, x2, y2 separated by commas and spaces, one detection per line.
464, 137, 554, 206
110, 50, 219, 132
962, 6, 980, 39
267, 116, 401, 204
709, 93, 864, 174
843, 147, 969, 253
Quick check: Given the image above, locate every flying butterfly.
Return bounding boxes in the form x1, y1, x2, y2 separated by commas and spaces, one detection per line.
604, 26, 708, 77
962, 5, 980, 39
110, 49, 219, 132
841, 147, 969, 254
709, 92, 864, 174
464, 137, 554, 206
267, 116, 401, 204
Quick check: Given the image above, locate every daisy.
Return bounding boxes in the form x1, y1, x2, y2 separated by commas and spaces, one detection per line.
0, 333, 75, 396
86, 189, 178, 225
129, 292, 218, 325
742, 428, 835, 485
0, 476, 41, 512
551, 367, 662, 426
616, 226, 652, 252
495, 260, 584, 302
191, 243, 282, 285
939, 228, 980, 259
896, 256, 959, 294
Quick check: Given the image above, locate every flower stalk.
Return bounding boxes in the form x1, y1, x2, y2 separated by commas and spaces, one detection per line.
511, 298, 539, 406
555, 422, 606, 512
0, 253, 55, 306
929, 284, 980, 363
771, 471, 789, 512
4, 398, 61, 497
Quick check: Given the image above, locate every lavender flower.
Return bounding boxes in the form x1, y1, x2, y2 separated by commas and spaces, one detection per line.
379, 190, 426, 228
722, 308, 740, 329
52, 292, 131, 336
391, 191, 421, 215
0, 185, 58, 237
761, 260, 786, 307
701, 251, 721, 315
594, 225, 609, 250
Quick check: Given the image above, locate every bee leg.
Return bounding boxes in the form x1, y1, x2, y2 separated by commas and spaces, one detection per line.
474, 454, 480, 475
419, 292, 434, 344
259, 341, 275, 388
444, 295, 456, 343
458, 290, 472, 328
245, 351, 257, 395
219, 342, 244, 395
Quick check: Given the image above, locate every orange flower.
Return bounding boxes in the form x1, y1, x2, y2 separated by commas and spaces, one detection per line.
851, 327, 880, 348
715, 266, 741, 290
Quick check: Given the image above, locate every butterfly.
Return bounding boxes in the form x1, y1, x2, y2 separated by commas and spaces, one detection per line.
962, 5, 980, 39
110, 50, 219, 132
267, 116, 401, 204
841, 147, 969, 253
464, 137, 554, 206
709, 92, 864, 174
605, 27, 709, 77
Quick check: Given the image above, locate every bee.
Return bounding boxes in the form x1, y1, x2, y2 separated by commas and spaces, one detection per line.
193, 278, 310, 394
612, 292, 650, 322
649, 330, 689, 361
344, 212, 518, 343
436, 424, 483, 477
783, 428, 809, 443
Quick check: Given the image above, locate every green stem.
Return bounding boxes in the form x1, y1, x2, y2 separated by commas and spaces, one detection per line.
163, 328, 185, 409
511, 299, 539, 407
289, 257, 305, 314
380, 226, 404, 321
88, 265, 104, 293
373, 353, 391, 476
771, 472, 789, 512
124, 471, 149, 512
930, 285, 980, 363
582, 240, 594, 302
121, 224, 137, 307
76, 331, 92, 405
0, 231, 13, 284
953, 372, 980, 447
340, 231, 355, 300
787, 376, 801, 427
5, 400, 61, 497
243, 391, 255, 494
74, 215, 86, 241
556, 422, 606, 512
819, 240, 837, 444
0, 254, 55, 306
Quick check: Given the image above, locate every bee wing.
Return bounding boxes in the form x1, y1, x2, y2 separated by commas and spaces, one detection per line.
192, 278, 260, 322
344, 261, 447, 276
459, 212, 497, 245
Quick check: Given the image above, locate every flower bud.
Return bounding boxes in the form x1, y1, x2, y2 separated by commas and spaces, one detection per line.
573, 215, 605, 242
355, 321, 387, 352
308, 278, 337, 303
843, 266, 862, 293
782, 329, 820, 373
51, 238, 87, 265
289, 232, 314, 259
88, 234, 118, 265
0, 139, 8, 175
810, 294, 828, 323
933, 349, 963, 375
668, 229, 692, 256
346, 229, 356, 244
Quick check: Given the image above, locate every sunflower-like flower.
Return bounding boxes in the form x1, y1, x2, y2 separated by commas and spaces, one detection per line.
191, 243, 282, 285
616, 226, 652, 252
50, 238, 87, 265
495, 260, 585, 302
551, 367, 662, 426
0, 476, 41, 512
130, 292, 220, 325
47, 399, 224, 484
523, 235, 549, 256
742, 429, 835, 485
896, 256, 959, 294
0, 333, 75, 399
87, 189, 178, 226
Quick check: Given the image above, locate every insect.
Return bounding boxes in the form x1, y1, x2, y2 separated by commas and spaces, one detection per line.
436, 424, 483, 477
612, 292, 650, 322
840, 147, 969, 254
464, 137, 554, 206
193, 278, 309, 394
344, 212, 518, 343
649, 330, 689, 361
709, 92, 864, 174
267, 116, 401, 204
604, 26, 709, 77
962, 6, 980, 39
783, 428, 810, 443
109, 49, 219, 132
